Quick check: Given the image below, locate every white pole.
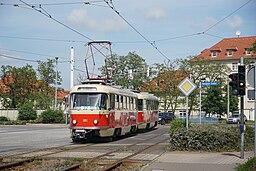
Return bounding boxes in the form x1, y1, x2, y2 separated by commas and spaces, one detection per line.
70, 47, 74, 89
186, 96, 189, 129
227, 80, 230, 117
55, 57, 58, 110
199, 82, 202, 124
254, 64, 256, 158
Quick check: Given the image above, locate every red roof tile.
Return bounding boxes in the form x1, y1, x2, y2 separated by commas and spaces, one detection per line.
195, 36, 256, 61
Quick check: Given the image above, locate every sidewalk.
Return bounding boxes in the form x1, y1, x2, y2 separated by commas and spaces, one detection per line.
142, 151, 253, 171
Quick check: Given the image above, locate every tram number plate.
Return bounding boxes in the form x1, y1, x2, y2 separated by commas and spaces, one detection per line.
75, 129, 86, 133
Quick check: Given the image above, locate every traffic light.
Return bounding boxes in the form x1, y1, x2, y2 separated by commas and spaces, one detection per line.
238, 65, 246, 95
229, 73, 239, 95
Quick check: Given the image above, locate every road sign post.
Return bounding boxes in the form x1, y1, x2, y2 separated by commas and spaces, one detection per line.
178, 77, 197, 129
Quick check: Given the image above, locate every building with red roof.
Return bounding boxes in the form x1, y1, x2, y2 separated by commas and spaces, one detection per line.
195, 36, 256, 119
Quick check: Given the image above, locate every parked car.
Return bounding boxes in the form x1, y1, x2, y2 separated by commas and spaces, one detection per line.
226, 112, 247, 124
158, 112, 175, 125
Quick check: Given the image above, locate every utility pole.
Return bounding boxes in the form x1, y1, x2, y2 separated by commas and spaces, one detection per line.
55, 57, 58, 110
70, 47, 74, 89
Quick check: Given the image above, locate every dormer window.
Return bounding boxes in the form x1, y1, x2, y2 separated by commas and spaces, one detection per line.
212, 50, 217, 57
210, 47, 221, 57
246, 49, 251, 55
228, 49, 233, 56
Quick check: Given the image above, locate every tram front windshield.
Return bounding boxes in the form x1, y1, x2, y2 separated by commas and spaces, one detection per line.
71, 93, 107, 110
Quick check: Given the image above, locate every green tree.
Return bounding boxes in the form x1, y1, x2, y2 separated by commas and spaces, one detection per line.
36, 59, 63, 109
202, 85, 226, 116
100, 52, 147, 90
178, 56, 231, 115
0, 65, 37, 108
37, 59, 62, 85
142, 60, 186, 113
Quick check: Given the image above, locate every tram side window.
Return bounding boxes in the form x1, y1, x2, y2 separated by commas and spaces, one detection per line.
110, 94, 115, 110
144, 100, 147, 110
138, 99, 143, 111
131, 98, 133, 110
120, 96, 123, 109
116, 95, 119, 109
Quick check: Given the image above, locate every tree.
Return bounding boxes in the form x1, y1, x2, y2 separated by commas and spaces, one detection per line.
249, 40, 256, 53
178, 56, 231, 115
0, 65, 37, 108
36, 59, 63, 109
202, 85, 226, 116
100, 52, 147, 90
37, 59, 62, 86
141, 60, 187, 113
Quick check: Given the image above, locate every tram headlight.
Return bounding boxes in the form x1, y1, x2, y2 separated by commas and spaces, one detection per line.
72, 120, 77, 125
93, 119, 98, 125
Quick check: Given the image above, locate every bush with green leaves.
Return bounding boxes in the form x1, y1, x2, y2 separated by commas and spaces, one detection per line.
169, 119, 186, 135
18, 103, 37, 121
39, 109, 64, 123
0, 116, 9, 121
235, 157, 256, 171
168, 124, 254, 152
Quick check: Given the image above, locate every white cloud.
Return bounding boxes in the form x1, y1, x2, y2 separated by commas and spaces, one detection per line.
190, 17, 218, 31
66, 9, 127, 33
144, 7, 167, 20
226, 15, 243, 29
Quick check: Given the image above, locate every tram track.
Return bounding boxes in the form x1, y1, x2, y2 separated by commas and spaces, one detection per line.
61, 128, 168, 171
0, 126, 169, 171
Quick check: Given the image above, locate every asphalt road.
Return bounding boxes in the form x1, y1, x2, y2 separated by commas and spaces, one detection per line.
0, 124, 71, 156
0, 124, 170, 157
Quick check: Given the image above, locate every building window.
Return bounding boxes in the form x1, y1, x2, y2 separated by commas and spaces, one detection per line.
227, 49, 233, 56
246, 49, 251, 55
211, 50, 217, 57
232, 63, 238, 71
248, 90, 255, 100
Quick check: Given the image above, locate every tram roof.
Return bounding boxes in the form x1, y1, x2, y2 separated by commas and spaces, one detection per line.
70, 83, 137, 97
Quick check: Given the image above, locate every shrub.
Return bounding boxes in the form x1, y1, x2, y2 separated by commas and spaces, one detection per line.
169, 119, 186, 135
235, 157, 256, 171
39, 109, 64, 123
168, 124, 253, 152
18, 103, 37, 121
0, 116, 9, 121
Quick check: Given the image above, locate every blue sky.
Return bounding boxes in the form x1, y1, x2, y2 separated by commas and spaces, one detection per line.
0, 0, 256, 90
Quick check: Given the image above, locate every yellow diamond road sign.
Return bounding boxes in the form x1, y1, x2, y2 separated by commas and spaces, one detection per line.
178, 77, 197, 96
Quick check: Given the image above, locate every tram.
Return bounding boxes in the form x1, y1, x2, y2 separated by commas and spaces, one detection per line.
68, 80, 159, 142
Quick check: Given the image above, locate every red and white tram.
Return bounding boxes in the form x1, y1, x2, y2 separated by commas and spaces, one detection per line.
136, 92, 158, 130
68, 81, 159, 142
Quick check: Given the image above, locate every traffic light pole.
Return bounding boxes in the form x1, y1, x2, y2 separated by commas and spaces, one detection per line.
240, 95, 245, 159
240, 57, 245, 159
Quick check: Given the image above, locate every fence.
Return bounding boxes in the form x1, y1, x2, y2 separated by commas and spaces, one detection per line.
0, 109, 45, 121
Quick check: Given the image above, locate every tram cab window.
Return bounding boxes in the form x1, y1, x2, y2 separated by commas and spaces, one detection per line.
71, 93, 107, 110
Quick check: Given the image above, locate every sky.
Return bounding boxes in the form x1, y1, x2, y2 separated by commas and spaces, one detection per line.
0, 0, 256, 90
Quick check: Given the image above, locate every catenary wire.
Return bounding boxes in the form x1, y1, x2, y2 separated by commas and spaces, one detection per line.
0, 47, 69, 60
103, 0, 171, 61
19, 0, 94, 42
203, 0, 252, 33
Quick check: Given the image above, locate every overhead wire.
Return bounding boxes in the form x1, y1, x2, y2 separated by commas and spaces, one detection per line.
0, 47, 69, 59
103, 0, 171, 61
0, 35, 86, 43
19, 0, 94, 42
203, 0, 253, 33
0, 54, 39, 63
